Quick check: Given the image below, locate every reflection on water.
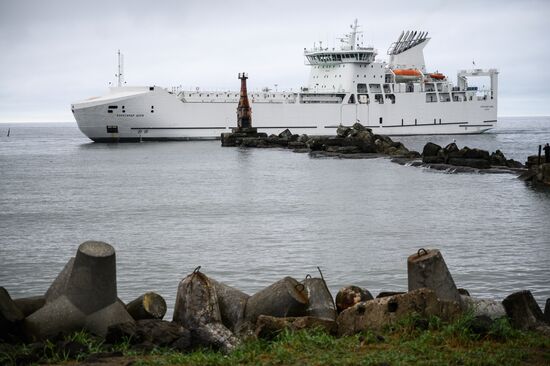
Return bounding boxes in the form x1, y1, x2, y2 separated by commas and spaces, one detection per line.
0, 118, 549, 317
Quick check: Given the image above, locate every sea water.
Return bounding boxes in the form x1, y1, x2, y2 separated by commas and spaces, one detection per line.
1, 117, 549, 317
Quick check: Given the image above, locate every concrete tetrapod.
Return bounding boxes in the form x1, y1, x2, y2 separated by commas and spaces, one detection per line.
209, 278, 250, 333
25, 241, 134, 340
303, 277, 337, 320
407, 248, 463, 306
126, 292, 167, 320
13, 296, 45, 317
0, 287, 25, 341
502, 290, 545, 330
244, 276, 309, 325
173, 269, 240, 353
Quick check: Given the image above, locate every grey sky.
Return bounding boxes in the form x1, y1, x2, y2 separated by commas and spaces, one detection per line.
1, 0, 548, 122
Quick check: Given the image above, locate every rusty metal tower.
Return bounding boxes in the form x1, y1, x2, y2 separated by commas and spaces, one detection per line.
237, 72, 252, 129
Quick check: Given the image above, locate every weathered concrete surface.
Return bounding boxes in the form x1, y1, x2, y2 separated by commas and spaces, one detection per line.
255, 315, 337, 339
502, 290, 545, 330
172, 269, 240, 352
337, 288, 463, 336
173, 270, 222, 328
461, 295, 506, 320
0, 287, 25, 341
210, 278, 249, 333
126, 292, 167, 320
335, 286, 373, 314
25, 241, 134, 339
45, 257, 75, 302
192, 322, 241, 354
303, 277, 337, 320
244, 276, 308, 324
65, 241, 118, 314
25, 295, 86, 339
84, 301, 134, 336
106, 319, 191, 351
407, 248, 463, 307
13, 296, 45, 317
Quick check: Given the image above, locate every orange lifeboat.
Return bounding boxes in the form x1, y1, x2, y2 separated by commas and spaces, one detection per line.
393, 69, 422, 76
393, 69, 422, 82
428, 72, 445, 80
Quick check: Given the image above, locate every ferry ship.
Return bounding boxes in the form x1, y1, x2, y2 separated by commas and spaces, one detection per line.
72, 20, 498, 142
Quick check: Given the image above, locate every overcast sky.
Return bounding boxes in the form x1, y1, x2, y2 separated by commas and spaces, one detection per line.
1, 0, 549, 122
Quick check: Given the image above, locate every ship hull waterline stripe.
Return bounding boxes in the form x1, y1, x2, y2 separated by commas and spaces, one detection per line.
130, 127, 227, 130
129, 126, 320, 130
325, 121, 472, 129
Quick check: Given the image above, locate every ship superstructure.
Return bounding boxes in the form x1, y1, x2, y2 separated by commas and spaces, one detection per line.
72, 20, 498, 142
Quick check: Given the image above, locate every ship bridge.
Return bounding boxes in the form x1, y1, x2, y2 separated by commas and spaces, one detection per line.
304, 19, 377, 65
304, 47, 376, 65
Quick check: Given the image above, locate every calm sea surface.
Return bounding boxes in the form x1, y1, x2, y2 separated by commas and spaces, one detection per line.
1, 117, 549, 316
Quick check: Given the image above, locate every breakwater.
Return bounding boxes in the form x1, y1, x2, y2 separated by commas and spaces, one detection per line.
221, 123, 538, 177
2, 241, 549, 357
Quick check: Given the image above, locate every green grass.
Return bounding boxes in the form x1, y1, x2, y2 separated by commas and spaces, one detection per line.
0, 315, 548, 366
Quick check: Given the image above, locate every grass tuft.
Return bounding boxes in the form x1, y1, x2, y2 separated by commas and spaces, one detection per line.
0, 314, 548, 365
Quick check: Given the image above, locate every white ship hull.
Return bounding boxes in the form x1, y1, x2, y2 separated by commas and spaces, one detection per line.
72, 23, 498, 142
73, 86, 496, 142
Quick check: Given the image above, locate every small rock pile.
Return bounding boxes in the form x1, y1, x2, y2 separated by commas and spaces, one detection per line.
519, 155, 550, 186
421, 142, 524, 170
221, 123, 421, 159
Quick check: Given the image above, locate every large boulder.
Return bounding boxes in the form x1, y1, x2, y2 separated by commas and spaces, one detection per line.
490, 150, 508, 166
505, 159, 524, 169
337, 288, 462, 336
444, 142, 459, 155
306, 136, 346, 151
336, 125, 352, 138
25, 242, 134, 340
352, 122, 370, 132
447, 158, 491, 169
278, 129, 293, 139
462, 147, 490, 161
422, 142, 442, 157
335, 286, 373, 314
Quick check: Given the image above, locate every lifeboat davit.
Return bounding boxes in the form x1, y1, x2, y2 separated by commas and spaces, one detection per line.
393, 69, 422, 82
428, 72, 445, 80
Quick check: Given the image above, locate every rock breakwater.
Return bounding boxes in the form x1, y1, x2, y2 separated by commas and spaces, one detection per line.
1, 242, 548, 354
